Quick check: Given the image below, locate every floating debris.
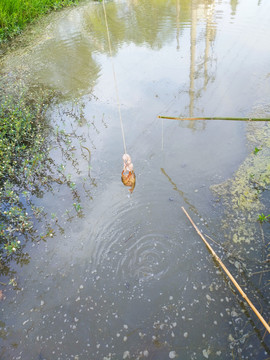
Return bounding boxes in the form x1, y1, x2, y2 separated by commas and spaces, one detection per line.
123, 350, 130, 359
169, 350, 177, 359
143, 350, 149, 357
202, 348, 210, 358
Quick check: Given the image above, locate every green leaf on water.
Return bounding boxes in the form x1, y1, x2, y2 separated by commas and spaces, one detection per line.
253, 147, 261, 155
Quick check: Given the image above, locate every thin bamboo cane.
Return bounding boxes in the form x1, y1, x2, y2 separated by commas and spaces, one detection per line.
181, 206, 270, 334
158, 116, 270, 121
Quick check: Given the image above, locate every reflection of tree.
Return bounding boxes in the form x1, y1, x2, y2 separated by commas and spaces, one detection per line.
230, 0, 238, 16
6, 10, 103, 100
85, 0, 218, 124
189, 0, 197, 118
31, 38, 101, 98
22, 0, 220, 106
83, 0, 203, 52
84, 2, 126, 54
188, 0, 217, 129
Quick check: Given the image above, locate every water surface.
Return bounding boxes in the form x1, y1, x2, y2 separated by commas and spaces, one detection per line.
1, 0, 270, 359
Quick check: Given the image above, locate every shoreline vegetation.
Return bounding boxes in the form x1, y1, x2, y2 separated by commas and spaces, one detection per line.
0, 74, 88, 281
0, 0, 87, 280
0, 0, 79, 43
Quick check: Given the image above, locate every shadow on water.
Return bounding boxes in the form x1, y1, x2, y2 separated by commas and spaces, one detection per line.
161, 167, 199, 216
0, 0, 270, 359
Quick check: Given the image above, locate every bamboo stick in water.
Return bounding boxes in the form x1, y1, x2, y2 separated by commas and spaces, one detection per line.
158, 116, 270, 121
181, 206, 270, 334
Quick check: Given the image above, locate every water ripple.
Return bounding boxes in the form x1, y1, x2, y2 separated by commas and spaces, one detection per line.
88, 194, 175, 284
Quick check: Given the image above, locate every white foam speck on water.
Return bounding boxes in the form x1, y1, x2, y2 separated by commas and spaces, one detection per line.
123, 350, 130, 359
169, 350, 177, 359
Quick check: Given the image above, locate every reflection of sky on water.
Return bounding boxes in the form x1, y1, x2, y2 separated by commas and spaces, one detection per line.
0, 0, 270, 359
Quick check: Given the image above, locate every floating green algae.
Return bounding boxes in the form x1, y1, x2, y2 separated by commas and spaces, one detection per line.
211, 118, 270, 244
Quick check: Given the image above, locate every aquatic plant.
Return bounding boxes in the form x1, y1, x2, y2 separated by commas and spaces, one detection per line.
0, 83, 50, 260
0, 77, 92, 279
0, 0, 79, 43
257, 213, 270, 224
211, 121, 270, 244
253, 147, 262, 155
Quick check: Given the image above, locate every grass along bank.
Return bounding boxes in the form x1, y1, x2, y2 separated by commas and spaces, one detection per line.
0, 0, 79, 42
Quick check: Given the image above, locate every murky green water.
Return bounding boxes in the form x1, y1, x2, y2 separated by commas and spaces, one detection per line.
1, 0, 270, 359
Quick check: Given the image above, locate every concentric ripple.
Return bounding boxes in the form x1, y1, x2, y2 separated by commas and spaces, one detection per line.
117, 233, 170, 281
88, 195, 176, 284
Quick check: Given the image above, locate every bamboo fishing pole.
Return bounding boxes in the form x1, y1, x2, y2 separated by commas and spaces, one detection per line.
158, 116, 270, 121
181, 206, 270, 334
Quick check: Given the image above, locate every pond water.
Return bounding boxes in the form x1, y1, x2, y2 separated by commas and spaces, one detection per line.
1, 0, 270, 359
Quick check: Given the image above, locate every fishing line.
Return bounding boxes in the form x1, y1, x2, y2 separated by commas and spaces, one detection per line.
102, 0, 127, 155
